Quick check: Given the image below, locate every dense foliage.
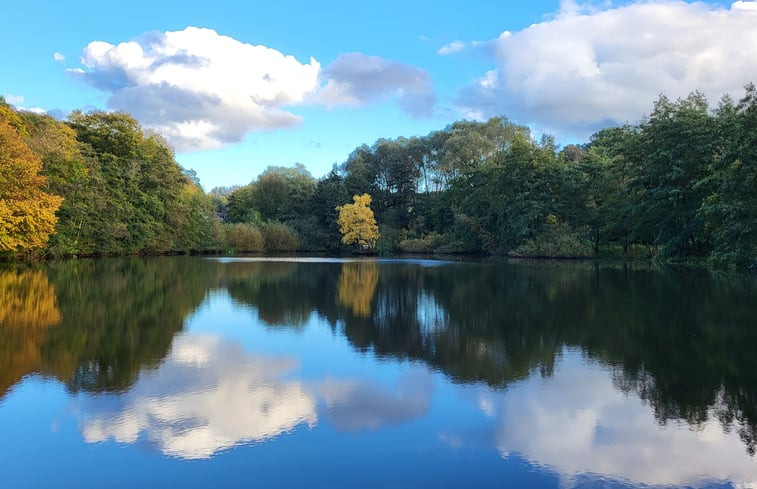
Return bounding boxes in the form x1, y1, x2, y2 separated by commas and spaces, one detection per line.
223, 85, 757, 268
0, 118, 62, 253
1, 99, 220, 257
1, 83, 755, 268
337, 193, 380, 250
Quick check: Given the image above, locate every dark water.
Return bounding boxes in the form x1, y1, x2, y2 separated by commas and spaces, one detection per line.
1, 256, 756, 488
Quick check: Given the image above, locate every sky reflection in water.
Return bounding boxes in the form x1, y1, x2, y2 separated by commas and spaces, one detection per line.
1, 257, 756, 488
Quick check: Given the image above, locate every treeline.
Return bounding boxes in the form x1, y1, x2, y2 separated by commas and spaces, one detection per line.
0, 99, 222, 257
221, 84, 756, 269
2, 83, 756, 269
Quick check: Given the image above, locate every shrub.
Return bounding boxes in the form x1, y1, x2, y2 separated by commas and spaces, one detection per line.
224, 223, 264, 252
512, 221, 593, 258
375, 225, 400, 256
261, 222, 299, 252
397, 232, 445, 253
442, 214, 484, 253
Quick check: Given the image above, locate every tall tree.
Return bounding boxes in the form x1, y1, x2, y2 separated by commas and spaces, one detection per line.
628, 92, 717, 257
20, 112, 93, 255
0, 118, 63, 253
254, 164, 316, 222
579, 126, 636, 253
310, 170, 348, 251
67, 111, 201, 253
700, 85, 757, 269
337, 194, 380, 250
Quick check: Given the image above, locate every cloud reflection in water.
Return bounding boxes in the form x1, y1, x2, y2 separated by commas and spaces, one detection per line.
81, 334, 317, 459
319, 369, 433, 432
75, 334, 757, 487
78, 334, 434, 459
484, 351, 757, 488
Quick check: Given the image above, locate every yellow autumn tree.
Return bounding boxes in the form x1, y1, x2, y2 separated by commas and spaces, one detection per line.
336, 193, 380, 250
0, 118, 63, 253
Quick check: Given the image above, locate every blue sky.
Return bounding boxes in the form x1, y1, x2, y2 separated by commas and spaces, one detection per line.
2, 0, 755, 190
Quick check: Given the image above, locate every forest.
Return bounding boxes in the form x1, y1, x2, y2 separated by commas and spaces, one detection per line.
0, 84, 755, 270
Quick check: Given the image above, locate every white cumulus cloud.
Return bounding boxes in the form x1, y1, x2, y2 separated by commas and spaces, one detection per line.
69, 27, 321, 151
438, 41, 466, 55
3, 93, 46, 114
70, 28, 438, 151
733, 0, 757, 10
4, 94, 25, 105
318, 52, 436, 118
53, 52, 65, 62
455, 0, 757, 139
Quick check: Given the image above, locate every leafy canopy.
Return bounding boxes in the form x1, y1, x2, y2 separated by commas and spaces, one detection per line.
0, 118, 62, 252
336, 194, 380, 249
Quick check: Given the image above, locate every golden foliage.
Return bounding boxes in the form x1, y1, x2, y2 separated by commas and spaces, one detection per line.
0, 269, 61, 397
0, 119, 63, 252
0, 102, 28, 136
336, 193, 380, 249
23, 114, 82, 164
337, 262, 378, 317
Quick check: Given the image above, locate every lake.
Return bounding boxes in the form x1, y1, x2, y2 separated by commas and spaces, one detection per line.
1, 256, 756, 488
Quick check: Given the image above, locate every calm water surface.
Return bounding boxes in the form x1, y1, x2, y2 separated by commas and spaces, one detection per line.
1, 256, 756, 488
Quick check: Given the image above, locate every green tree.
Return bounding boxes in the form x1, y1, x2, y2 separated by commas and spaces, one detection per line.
225, 184, 259, 224
700, 85, 757, 269
67, 110, 205, 253
170, 183, 222, 251
310, 170, 349, 251
627, 92, 717, 257
225, 164, 315, 225
250, 164, 316, 222
578, 126, 636, 253
20, 112, 94, 255
343, 145, 378, 198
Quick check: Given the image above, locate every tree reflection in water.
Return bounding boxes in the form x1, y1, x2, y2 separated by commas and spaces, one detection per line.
0, 269, 61, 397
336, 261, 378, 317
2, 256, 757, 460
220, 259, 757, 456
0, 257, 218, 398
